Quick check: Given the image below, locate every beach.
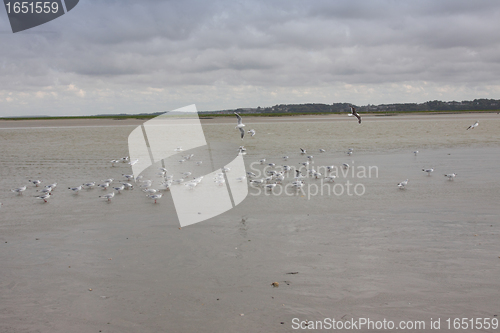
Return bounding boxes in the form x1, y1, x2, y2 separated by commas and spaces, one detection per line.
1, 112, 499, 332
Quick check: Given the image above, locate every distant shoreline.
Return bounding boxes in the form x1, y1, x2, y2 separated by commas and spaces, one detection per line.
0, 111, 498, 129
1, 109, 499, 121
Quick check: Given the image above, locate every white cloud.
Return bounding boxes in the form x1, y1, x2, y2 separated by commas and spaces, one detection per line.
1, 0, 500, 116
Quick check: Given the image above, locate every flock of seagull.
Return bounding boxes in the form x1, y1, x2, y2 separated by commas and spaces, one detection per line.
3, 111, 481, 207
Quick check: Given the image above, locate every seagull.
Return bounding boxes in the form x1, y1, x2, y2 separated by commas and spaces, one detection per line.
300, 148, 306, 154
268, 163, 276, 168
101, 178, 114, 184
148, 193, 162, 204
122, 182, 134, 190
120, 156, 129, 163
196, 161, 203, 166
325, 176, 336, 182
68, 185, 83, 194
467, 121, 479, 130
259, 159, 266, 164
98, 182, 110, 190
37, 188, 52, 194
282, 165, 291, 172
348, 105, 362, 124
36, 193, 51, 203
174, 147, 183, 152
342, 163, 349, 169
99, 192, 115, 201
184, 181, 198, 190
319, 149, 326, 153
29, 180, 42, 187
110, 160, 120, 167
444, 173, 457, 180
45, 183, 57, 190
299, 161, 309, 167
82, 182, 96, 189
422, 168, 434, 175
11, 186, 27, 194
247, 129, 256, 137
113, 185, 125, 193
413, 151, 419, 156
128, 159, 139, 166
282, 156, 289, 161
234, 112, 245, 139
223, 167, 231, 172
143, 188, 157, 194
295, 170, 304, 180
123, 174, 134, 181
247, 171, 257, 178
307, 155, 314, 161
397, 179, 409, 189
265, 183, 277, 191
236, 176, 247, 182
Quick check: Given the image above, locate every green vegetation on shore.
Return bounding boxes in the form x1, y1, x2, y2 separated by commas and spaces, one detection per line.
2, 98, 500, 120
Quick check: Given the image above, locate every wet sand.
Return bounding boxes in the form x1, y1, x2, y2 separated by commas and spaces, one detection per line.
1, 113, 499, 332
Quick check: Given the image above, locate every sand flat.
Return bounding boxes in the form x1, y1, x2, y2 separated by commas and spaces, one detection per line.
1, 113, 499, 332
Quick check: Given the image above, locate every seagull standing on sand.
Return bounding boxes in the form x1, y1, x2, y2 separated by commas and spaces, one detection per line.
397, 179, 409, 189
99, 192, 115, 201
444, 173, 457, 180
348, 106, 362, 124
414, 151, 419, 156
11, 186, 27, 195
36, 193, 51, 203
29, 180, 42, 187
467, 121, 479, 130
148, 193, 162, 204
234, 112, 245, 139
68, 185, 83, 194
422, 168, 434, 175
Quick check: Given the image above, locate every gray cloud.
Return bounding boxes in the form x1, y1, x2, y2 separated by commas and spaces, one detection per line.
1, 0, 500, 116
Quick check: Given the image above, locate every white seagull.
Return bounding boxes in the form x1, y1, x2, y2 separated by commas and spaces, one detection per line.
397, 179, 409, 189
413, 151, 419, 156
300, 148, 307, 154
99, 192, 115, 201
11, 186, 27, 194
247, 129, 256, 137
68, 185, 83, 194
36, 193, 51, 203
319, 149, 326, 153
113, 185, 125, 193
422, 168, 434, 175
148, 193, 162, 204
29, 179, 42, 187
234, 112, 245, 139
83, 182, 96, 189
467, 121, 479, 130
444, 173, 457, 180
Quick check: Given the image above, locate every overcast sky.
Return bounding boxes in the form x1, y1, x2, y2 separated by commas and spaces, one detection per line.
1, 0, 500, 116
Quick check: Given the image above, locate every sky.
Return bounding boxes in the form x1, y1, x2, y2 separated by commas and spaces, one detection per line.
1, 0, 500, 117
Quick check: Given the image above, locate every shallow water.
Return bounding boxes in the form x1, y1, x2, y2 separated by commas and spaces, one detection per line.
0, 114, 499, 332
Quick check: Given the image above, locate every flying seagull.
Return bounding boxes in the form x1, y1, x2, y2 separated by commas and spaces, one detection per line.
466, 121, 479, 130
247, 129, 256, 137
234, 112, 245, 139
348, 106, 362, 124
